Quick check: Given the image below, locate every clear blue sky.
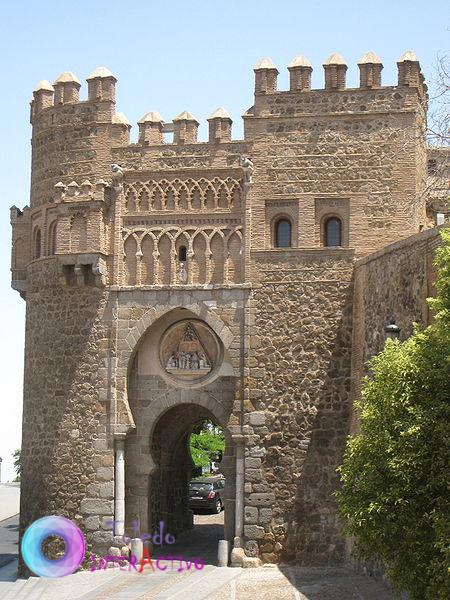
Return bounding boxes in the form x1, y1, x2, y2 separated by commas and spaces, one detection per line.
0, 0, 448, 481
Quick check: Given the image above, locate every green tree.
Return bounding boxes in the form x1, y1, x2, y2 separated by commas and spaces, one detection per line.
189, 420, 225, 470
337, 228, 450, 600
13, 448, 21, 482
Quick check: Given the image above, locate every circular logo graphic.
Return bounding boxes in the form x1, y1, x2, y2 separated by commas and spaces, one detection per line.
21, 515, 85, 578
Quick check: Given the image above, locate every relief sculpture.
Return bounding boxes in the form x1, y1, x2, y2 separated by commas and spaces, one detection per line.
162, 321, 216, 379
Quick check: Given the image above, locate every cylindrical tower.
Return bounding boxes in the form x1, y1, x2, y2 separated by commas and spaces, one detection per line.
17, 68, 133, 573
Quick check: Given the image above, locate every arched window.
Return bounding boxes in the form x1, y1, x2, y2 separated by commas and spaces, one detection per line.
33, 227, 42, 259
275, 219, 291, 248
178, 245, 187, 262
324, 217, 342, 247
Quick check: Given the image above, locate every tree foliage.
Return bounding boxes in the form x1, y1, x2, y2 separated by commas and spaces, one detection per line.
189, 420, 225, 469
13, 448, 21, 482
337, 228, 450, 600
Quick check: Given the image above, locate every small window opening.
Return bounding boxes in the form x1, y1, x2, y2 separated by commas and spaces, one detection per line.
179, 246, 187, 262
324, 217, 342, 247
33, 228, 42, 259
275, 219, 292, 248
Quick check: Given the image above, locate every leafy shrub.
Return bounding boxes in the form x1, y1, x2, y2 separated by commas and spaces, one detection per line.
337, 228, 450, 599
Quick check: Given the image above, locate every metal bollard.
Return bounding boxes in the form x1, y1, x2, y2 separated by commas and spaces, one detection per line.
217, 539, 229, 567
130, 538, 143, 562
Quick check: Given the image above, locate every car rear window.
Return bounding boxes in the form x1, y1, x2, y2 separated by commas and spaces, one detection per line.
189, 482, 213, 492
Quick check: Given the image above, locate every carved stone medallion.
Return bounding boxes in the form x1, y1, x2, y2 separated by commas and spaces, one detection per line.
160, 319, 220, 382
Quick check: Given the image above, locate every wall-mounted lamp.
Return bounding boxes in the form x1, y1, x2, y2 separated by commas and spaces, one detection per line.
385, 318, 401, 341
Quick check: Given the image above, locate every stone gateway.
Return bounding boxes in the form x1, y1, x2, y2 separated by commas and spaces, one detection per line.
10, 52, 448, 568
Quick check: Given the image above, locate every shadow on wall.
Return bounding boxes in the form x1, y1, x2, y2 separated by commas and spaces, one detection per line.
282, 280, 354, 565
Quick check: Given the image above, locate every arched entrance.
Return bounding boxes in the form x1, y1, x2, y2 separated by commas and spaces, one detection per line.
123, 307, 238, 561
148, 404, 235, 561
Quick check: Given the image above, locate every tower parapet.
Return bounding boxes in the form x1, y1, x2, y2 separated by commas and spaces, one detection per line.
138, 111, 164, 144
323, 53, 347, 90
208, 107, 232, 143
397, 50, 427, 99
288, 55, 312, 91
53, 71, 81, 104
29, 67, 121, 210
254, 58, 279, 93
32, 81, 54, 116
112, 112, 132, 145
173, 111, 199, 144
86, 66, 117, 102
358, 52, 383, 88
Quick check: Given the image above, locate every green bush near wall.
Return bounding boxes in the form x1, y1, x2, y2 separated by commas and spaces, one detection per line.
337, 228, 450, 600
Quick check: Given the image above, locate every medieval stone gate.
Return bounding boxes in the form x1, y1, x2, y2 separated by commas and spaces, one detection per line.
14, 53, 444, 569
115, 299, 245, 552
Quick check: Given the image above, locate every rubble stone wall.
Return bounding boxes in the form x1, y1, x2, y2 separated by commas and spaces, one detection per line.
244, 249, 355, 564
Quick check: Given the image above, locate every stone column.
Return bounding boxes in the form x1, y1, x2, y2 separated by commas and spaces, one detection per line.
114, 437, 125, 536
136, 251, 143, 286
153, 251, 160, 284
234, 435, 245, 540
230, 434, 245, 566
187, 250, 195, 284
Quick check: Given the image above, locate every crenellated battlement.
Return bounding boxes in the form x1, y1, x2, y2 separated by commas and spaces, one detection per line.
12, 49, 436, 297
30, 51, 427, 147
252, 50, 427, 96
31, 66, 118, 120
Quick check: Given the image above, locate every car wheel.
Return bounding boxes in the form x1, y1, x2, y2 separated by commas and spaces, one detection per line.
213, 499, 222, 514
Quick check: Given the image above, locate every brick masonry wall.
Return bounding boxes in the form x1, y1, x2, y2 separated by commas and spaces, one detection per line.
30, 100, 125, 209
244, 87, 427, 257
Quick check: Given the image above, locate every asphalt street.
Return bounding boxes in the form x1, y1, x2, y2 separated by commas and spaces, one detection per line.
0, 514, 19, 568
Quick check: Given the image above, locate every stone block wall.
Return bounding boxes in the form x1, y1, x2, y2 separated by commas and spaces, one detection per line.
243, 249, 355, 564
349, 226, 443, 435
19, 258, 114, 566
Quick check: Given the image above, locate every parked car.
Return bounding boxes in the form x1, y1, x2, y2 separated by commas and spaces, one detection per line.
188, 476, 225, 513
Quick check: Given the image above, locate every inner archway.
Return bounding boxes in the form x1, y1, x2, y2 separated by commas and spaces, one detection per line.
148, 404, 235, 563
124, 306, 238, 564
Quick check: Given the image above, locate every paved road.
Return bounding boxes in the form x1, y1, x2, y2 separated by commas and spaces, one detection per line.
0, 511, 398, 598
0, 483, 20, 521
152, 509, 225, 566
0, 514, 19, 568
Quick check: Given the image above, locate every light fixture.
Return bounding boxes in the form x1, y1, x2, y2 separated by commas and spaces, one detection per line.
385, 318, 401, 341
